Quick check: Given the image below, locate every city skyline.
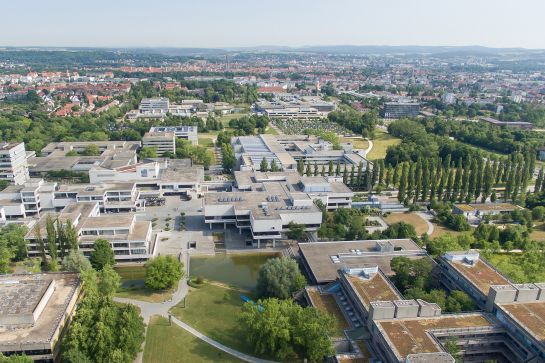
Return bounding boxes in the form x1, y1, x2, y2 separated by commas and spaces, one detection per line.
1, 0, 545, 49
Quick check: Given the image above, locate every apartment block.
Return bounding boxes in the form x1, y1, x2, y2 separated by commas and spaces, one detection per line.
0, 142, 31, 185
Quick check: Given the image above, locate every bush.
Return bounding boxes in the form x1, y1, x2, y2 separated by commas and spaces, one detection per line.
145, 255, 183, 290
256, 257, 306, 299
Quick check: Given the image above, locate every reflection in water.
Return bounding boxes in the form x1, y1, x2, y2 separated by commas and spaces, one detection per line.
189, 253, 279, 291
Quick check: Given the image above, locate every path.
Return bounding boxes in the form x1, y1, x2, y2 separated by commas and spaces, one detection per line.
113, 253, 274, 363
416, 212, 434, 236
170, 316, 276, 363
364, 138, 373, 155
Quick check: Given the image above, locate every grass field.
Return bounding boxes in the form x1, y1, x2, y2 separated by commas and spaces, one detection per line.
430, 223, 463, 238
530, 222, 545, 241
198, 137, 215, 148
143, 316, 243, 363
385, 212, 429, 235
265, 125, 278, 135
341, 137, 369, 150
367, 130, 401, 160
170, 284, 258, 357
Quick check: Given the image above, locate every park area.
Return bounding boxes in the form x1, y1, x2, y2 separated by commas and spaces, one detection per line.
367, 129, 401, 160
143, 316, 243, 363
385, 212, 429, 235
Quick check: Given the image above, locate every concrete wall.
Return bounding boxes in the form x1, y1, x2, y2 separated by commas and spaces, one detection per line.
369, 301, 395, 320
394, 300, 419, 318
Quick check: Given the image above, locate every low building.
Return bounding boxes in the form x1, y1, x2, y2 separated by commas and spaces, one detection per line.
25, 202, 155, 263
479, 117, 533, 130
28, 141, 140, 178
380, 102, 420, 119
299, 242, 538, 362
204, 173, 334, 247
0, 272, 81, 361
143, 131, 176, 155
139, 97, 169, 115
0, 178, 57, 220
89, 158, 203, 197
453, 203, 521, 221
0, 142, 32, 185
232, 134, 368, 172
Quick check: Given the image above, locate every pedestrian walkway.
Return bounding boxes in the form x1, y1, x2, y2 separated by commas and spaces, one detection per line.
170, 316, 277, 363
416, 211, 434, 235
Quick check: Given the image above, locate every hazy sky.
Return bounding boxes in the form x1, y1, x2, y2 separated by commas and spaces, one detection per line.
1, 0, 545, 49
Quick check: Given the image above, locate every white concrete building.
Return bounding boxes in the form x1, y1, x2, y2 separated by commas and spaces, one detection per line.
25, 202, 155, 263
143, 131, 176, 154
0, 142, 31, 185
149, 126, 198, 145
139, 97, 170, 115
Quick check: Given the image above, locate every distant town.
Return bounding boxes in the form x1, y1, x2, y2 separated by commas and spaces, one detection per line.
2, 46, 545, 363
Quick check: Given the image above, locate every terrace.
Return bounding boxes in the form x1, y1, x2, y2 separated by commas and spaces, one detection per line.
346, 273, 401, 309
499, 301, 545, 343
376, 314, 493, 359
449, 259, 510, 295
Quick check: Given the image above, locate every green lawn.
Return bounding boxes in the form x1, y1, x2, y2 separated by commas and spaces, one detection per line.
264, 125, 278, 135
170, 284, 260, 358
198, 137, 215, 147
143, 315, 243, 363
367, 129, 401, 160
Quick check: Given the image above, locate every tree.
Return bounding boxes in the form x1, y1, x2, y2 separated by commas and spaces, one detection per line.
297, 159, 305, 175
286, 221, 305, 240
221, 143, 236, 172
45, 215, 58, 271
61, 268, 145, 363
62, 250, 92, 272
90, 239, 115, 270
270, 159, 279, 172
145, 255, 183, 290
0, 354, 33, 363
138, 146, 157, 159
260, 157, 268, 172
239, 298, 334, 362
82, 144, 100, 156
532, 206, 545, 221
65, 220, 79, 251
383, 221, 417, 240
256, 257, 306, 299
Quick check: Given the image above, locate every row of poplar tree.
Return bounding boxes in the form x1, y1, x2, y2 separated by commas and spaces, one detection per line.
296, 150, 536, 204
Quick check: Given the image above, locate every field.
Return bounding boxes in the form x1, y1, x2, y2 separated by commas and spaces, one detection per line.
341, 137, 369, 150
143, 315, 243, 363
430, 223, 463, 238
530, 222, 545, 241
385, 212, 428, 235
367, 129, 401, 160
170, 283, 259, 357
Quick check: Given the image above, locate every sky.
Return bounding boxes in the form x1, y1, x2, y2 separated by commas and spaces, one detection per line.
1, 0, 545, 49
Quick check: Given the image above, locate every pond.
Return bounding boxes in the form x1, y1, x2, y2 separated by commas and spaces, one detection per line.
189, 253, 280, 291
115, 265, 146, 289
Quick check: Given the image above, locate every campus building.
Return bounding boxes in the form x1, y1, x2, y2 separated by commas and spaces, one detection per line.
255, 98, 336, 119
28, 141, 140, 178
232, 134, 368, 172
143, 131, 176, 154
0, 272, 81, 361
480, 117, 533, 130
0, 142, 32, 185
89, 158, 203, 197
298, 241, 543, 362
149, 125, 198, 145
380, 102, 421, 119
25, 202, 155, 263
139, 97, 170, 115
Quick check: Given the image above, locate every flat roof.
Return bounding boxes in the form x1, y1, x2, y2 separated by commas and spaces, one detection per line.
376, 314, 493, 359
0, 273, 80, 349
346, 272, 401, 308
0, 279, 51, 316
500, 301, 545, 343
448, 259, 510, 295
299, 240, 426, 284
